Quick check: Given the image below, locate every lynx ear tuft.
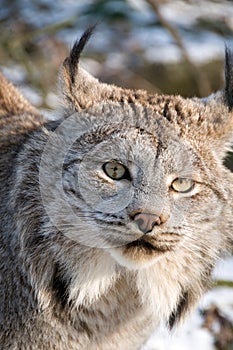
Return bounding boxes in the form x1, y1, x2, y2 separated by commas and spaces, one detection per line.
66, 26, 96, 84
225, 46, 233, 110
59, 25, 111, 112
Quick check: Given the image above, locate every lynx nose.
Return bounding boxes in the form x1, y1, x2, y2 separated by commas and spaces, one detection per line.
133, 212, 161, 234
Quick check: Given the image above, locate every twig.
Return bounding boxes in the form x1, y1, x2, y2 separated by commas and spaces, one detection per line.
146, 0, 212, 96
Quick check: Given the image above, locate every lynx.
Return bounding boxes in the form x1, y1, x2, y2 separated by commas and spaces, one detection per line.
0, 28, 233, 350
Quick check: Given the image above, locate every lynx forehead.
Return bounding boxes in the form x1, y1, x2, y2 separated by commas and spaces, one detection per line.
0, 27, 233, 349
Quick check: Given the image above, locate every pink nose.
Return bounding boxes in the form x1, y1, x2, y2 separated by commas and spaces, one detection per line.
133, 212, 161, 234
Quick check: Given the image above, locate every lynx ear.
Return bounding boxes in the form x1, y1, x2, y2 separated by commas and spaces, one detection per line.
64, 26, 95, 86
59, 27, 116, 114
202, 46, 233, 108
197, 47, 233, 158
225, 46, 233, 110
213, 47, 233, 154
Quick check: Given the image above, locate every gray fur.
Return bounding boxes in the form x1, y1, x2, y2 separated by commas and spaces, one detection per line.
0, 30, 233, 349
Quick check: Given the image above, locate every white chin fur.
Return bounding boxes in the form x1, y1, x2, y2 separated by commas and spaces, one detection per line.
107, 248, 162, 270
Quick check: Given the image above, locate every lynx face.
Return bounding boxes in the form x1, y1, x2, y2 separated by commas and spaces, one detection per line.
38, 30, 233, 280
40, 98, 231, 271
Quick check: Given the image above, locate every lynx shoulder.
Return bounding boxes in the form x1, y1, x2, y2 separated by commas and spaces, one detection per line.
0, 28, 232, 349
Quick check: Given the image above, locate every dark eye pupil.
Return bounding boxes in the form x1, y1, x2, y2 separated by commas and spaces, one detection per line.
102, 161, 131, 181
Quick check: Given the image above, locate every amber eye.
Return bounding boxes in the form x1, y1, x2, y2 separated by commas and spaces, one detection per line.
171, 178, 195, 193
102, 161, 130, 180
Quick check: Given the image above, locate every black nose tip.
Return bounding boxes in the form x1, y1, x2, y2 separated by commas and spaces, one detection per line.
133, 212, 161, 234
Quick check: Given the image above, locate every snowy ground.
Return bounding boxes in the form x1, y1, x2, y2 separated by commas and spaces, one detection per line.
143, 256, 233, 350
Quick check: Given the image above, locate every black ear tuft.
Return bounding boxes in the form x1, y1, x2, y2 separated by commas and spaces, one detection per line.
225, 46, 233, 110
68, 25, 96, 84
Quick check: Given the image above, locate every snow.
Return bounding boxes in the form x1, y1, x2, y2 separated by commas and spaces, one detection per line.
143, 325, 214, 350
143, 256, 233, 350
213, 256, 233, 282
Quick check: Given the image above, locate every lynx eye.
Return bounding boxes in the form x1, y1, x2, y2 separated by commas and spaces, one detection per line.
102, 161, 130, 180
171, 178, 195, 193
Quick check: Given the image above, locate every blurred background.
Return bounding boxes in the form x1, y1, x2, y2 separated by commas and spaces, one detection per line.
1, 0, 233, 107
0, 0, 233, 349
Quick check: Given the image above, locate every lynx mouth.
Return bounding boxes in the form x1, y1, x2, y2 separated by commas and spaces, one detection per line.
126, 238, 159, 250
126, 234, 180, 252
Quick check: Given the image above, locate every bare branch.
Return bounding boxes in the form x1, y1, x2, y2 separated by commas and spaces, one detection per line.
146, 0, 212, 96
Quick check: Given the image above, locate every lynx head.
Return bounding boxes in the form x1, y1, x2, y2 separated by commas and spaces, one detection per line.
39, 28, 233, 324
